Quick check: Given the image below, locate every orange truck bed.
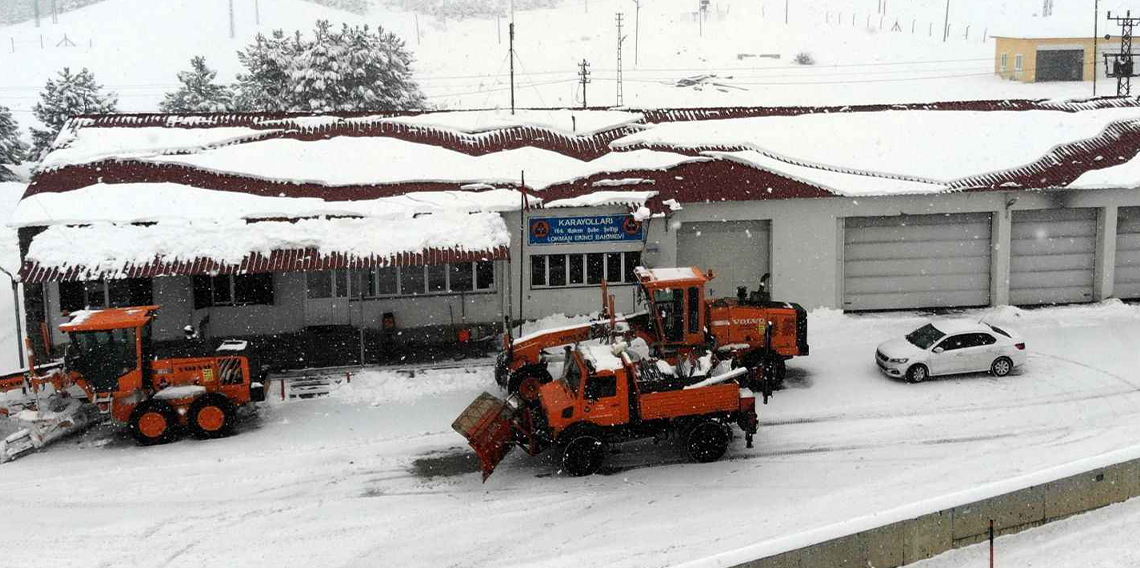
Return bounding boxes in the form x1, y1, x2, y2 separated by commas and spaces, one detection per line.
639, 382, 741, 421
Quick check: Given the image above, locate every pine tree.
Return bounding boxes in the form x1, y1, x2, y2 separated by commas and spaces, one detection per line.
160, 56, 234, 113
234, 21, 426, 112
234, 30, 304, 112
30, 67, 118, 158
0, 104, 26, 182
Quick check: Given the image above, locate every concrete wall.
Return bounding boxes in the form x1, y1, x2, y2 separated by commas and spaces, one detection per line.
994, 36, 1123, 82
732, 457, 1140, 568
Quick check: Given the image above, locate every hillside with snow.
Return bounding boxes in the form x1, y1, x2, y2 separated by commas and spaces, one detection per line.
0, 0, 1130, 137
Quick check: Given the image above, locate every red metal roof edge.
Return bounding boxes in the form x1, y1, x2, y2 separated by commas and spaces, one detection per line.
19, 245, 511, 283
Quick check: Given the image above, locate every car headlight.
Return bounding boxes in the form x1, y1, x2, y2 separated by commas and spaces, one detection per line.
888, 357, 909, 364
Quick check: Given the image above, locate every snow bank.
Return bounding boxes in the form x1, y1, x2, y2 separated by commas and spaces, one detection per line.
612, 108, 1140, 182
10, 183, 529, 227
544, 190, 658, 208
24, 212, 510, 279
38, 126, 277, 171
712, 150, 947, 197
373, 109, 645, 136
330, 367, 490, 406
141, 137, 701, 190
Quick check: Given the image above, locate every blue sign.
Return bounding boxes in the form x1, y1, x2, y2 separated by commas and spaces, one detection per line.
528, 215, 645, 245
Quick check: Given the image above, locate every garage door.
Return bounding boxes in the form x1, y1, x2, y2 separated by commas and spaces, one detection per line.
843, 213, 992, 311
677, 220, 769, 300
1116, 207, 1140, 299
1010, 208, 1096, 305
1036, 49, 1084, 82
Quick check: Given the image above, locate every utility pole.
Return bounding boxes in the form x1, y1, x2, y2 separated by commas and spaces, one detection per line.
698, 0, 703, 37
228, 0, 235, 38
254, 0, 260, 25
785, 0, 789, 24
578, 59, 591, 108
0, 267, 23, 368
33, 0, 40, 27
632, 0, 641, 66
943, 0, 950, 42
616, 13, 625, 106
509, 21, 516, 114
51, 0, 58, 24
1094, 0, 1100, 96
1105, 11, 1140, 96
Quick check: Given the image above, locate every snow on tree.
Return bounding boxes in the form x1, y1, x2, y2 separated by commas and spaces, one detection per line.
234, 30, 304, 112
160, 56, 234, 113
30, 67, 118, 158
0, 104, 27, 181
235, 21, 426, 112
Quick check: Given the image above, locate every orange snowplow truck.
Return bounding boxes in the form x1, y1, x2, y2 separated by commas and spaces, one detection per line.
496, 266, 808, 400
455, 342, 766, 480
57, 306, 265, 445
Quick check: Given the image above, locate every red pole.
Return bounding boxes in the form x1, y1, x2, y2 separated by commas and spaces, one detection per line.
280, 379, 286, 401
989, 518, 995, 568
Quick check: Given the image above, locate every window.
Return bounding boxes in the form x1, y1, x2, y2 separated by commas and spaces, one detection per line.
585, 374, 617, 400
319, 263, 494, 298
1015, 54, 1023, 72
687, 286, 700, 334
194, 274, 275, 308
1001, 53, 1008, 72
60, 278, 154, 313
530, 252, 642, 288
936, 335, 968, 352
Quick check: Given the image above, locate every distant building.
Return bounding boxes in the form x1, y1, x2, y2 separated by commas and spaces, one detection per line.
994, 19, 1122, 82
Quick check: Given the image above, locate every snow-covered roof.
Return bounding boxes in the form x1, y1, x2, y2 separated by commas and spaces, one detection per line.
18, 100, 1140, 282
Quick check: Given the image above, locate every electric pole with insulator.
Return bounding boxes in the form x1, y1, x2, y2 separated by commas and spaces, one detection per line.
632, 0, 641, 66
578, 59, 591, 108
1105, 11, 1140, 96
943, 0, 950, 42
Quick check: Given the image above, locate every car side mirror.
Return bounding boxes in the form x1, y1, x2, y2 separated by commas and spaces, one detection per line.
933, 347, 944, 354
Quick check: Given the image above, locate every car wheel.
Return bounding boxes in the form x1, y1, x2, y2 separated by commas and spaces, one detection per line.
991, 357, 1013, 377
906, 364, 929, 383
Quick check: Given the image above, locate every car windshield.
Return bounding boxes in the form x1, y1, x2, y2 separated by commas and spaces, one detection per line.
988, 324, 1011, 338
905, 324, 946, 349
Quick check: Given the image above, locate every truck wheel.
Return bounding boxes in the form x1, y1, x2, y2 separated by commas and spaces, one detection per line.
129, 400, 179, 446
188, 394, 235, 439
562, 435, 605, 476
687, 421, 729, 463
511, 367, 553, 403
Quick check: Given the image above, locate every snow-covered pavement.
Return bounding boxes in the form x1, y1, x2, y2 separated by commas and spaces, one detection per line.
1, 302, 1139, 568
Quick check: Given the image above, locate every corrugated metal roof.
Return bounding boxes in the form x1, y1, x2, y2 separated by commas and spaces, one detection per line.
18, 245, 510, 283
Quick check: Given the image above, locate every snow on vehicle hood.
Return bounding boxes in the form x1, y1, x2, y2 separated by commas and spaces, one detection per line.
876, 337, 927, 360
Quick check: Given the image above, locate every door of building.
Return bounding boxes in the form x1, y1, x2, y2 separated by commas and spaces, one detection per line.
1036, 49, 1083, 82
304, 270, 352, 327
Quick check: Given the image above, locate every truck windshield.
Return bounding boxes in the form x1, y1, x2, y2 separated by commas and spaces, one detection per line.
67, 328, 138, 393
905, 324, 945, 350
653, 288, 685, 342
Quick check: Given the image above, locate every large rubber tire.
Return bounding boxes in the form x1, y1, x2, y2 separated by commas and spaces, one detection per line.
906, 364, 929, 384
510, 367, 553, 403
188, 394, 236, 439
562, 435, 605, 477
129, 400, 179, 446
991, 357, 1014, 377
686, 420, 729, 463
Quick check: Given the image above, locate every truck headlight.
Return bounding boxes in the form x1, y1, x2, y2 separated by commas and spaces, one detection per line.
889, 357, 909, 364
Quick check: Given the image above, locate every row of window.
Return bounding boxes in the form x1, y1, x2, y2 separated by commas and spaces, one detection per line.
193, 274, 275, 309
1000, 52, 1024, 73
530, 252, 642, 288
306, 262, 496, 300
59, 278, 154, 312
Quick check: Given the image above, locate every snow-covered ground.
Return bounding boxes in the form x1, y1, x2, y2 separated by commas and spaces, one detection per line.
1, 301, 1139, 567
0, 0, 1123, 135
916, 497, 1140, 568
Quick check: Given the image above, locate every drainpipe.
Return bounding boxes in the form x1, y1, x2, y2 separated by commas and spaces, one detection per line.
0, 266, 24, 367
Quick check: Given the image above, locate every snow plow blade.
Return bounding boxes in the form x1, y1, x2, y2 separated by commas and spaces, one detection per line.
0, 396, 99, 464
451, 392, 516, 482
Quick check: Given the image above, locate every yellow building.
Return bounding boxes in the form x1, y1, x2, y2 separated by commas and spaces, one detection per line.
994, 35, 1123, 83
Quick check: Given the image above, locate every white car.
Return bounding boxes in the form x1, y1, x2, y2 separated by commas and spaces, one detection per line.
875, 320, 1027, 383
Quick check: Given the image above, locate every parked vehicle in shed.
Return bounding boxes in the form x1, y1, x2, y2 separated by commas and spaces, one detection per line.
875, 321, 1027, 383
455, 342, 771, 480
